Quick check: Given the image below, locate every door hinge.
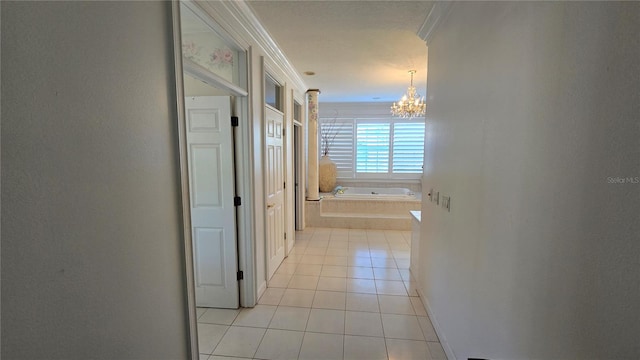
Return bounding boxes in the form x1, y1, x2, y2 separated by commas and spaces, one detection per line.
231, 116, 239, 127
237, 271, 243, 280
234, 196, 241, 206
283, 128, 286, 136
284, 232, 287, 240
284, 182, 286, 189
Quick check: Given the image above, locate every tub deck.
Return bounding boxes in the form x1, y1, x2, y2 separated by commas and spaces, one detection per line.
305, 194, 421, 230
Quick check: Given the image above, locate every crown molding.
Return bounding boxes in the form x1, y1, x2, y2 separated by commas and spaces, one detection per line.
417, 2, 454, 44
209, 0, 308, 93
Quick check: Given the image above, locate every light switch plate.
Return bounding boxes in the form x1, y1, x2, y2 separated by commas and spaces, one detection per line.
442, 196, 450, 212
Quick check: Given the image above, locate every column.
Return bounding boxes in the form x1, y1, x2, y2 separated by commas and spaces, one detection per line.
306, 89, 320, 200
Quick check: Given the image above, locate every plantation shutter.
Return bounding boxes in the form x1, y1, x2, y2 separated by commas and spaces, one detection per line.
356, 123, 390, 173
319, 117, 425, 178
392, 122, 425, 173
321, 120, 354, 178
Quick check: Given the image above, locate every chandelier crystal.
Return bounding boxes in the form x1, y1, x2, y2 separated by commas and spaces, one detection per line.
390, 70, 426, 118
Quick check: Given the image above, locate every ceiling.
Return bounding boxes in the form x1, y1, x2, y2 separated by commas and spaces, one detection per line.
246, 1, 433, 103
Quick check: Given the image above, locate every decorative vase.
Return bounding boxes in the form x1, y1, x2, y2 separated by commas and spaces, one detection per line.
319, 155, 337, 193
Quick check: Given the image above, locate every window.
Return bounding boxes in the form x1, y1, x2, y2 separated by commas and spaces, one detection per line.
321, 120, 354, 178
293, 101, 302, 122
320, 118, 425, 179
392, 122, 425, 173
265, 75, 282, 110
356, 123, 390, 173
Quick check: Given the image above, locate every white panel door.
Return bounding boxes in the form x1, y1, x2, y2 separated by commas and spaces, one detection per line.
186, 96, 238, 308
266, 106, 286, 280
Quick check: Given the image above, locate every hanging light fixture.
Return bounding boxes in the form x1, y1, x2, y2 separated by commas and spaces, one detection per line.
390, 70, 426, 118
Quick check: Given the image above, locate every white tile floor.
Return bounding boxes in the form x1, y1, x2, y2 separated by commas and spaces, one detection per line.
198, 227, 447, 360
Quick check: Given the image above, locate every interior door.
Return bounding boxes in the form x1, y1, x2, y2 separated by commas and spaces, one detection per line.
266, 106, 286, 280
186, 96, 238, 308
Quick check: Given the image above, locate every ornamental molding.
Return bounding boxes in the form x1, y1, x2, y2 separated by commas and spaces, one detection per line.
197, 0, 308, 92
417, 2, 455, 44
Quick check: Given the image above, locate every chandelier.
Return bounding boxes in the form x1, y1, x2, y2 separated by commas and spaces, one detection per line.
390, 70, 426, 118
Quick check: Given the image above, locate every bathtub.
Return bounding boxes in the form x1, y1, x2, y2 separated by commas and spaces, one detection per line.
335, 187, 417, 201
306, 187, 421, 230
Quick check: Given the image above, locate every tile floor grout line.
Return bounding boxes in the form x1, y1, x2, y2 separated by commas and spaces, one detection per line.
208, 319, 233, 357
251, 323, 270, 360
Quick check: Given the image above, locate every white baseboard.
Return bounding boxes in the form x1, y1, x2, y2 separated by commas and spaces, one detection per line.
418, 288, 456, 360
256, 281, 267, 306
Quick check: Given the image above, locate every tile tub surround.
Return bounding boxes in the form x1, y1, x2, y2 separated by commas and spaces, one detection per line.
196, 227, 447, 360
306, 196, 421, 230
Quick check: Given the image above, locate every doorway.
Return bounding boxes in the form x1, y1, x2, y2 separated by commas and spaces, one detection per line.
173, 2, 254, 357
264, 74, 286, 281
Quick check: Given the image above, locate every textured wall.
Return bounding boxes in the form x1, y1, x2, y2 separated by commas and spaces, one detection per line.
1, 2, 189, 358
421, 2, 640, 359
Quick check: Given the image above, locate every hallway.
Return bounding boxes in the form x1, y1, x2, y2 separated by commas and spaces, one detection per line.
197, 227, 446, 359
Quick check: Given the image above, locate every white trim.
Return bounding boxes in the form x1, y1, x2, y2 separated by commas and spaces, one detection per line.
170, 3, 199, 358
285, 89, 293, 251
182, 1, 247, 52
264, 63, 285, 112
293, 92, 306, 230
417, 1, 454, 44
214, 1, 308, 93
293, 122, 305, 230
183, 58, 249, 97
186, 0, 310, 306
418, 287, 456, 360
233, 41, 256, 308
256, 280, 268, 303
284, 86, 295, 254
265, 103, 284, 116
177, 0, 257, 310
235, 94, 256, 308
255, 55, 269, 298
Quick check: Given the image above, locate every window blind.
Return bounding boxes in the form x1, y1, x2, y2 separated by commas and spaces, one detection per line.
319, 117, 425, 179
356, 123, 390, 173
392, 122, 425, 173
320, 120, 354, 178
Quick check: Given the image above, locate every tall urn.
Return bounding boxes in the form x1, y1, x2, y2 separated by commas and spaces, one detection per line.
319, 155, 337, 193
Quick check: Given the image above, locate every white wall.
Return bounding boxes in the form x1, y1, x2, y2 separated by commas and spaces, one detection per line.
1, 2, 189, 358
421, 2, 640, 359
322, 102, 395, 118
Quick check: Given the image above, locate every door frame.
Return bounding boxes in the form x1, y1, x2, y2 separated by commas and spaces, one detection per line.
292, 94, 306, 231
171, 3, 256, 358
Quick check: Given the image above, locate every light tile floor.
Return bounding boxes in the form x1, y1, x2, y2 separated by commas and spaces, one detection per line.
198, 227, 447, 360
